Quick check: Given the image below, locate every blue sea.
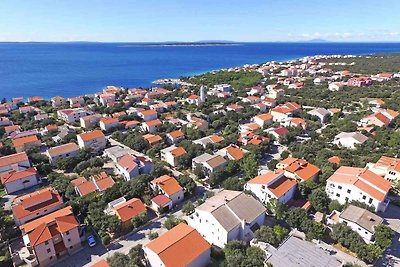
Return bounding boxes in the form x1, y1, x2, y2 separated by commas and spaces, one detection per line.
1, 42, 400, 100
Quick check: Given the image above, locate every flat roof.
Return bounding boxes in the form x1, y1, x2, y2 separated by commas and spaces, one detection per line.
267, 235, 342, 267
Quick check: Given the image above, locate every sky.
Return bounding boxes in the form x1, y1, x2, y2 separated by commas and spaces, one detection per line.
0, 0, 399, 42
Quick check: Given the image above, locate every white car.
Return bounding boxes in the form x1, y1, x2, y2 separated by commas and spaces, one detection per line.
87, 235, 96, 247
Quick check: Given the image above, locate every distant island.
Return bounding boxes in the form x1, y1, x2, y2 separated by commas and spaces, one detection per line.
120, 42, 241, 47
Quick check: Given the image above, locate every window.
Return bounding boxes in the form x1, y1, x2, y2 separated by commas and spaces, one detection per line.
50, 256, 53, 260
345, 197, 349, 202
261, 185, 265, 189
68, 238, 71, 242
47, 248, 51, 253
362, 195, 366, 200
69, 246, 73, 249
338, 186, 342, 190
347, 189, 351, 194
369, 198, 373, 204
336, 193, 340, 197
45, 241, 49, 245
66, 231, 69, 235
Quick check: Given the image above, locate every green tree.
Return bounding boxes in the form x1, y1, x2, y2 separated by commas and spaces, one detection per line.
163, 215, 184, 230
107, 252, 130, 267
242, 153, 258, 179
309, 189, 330, 213
286, 208, 308, 229
182, 202, 195, 215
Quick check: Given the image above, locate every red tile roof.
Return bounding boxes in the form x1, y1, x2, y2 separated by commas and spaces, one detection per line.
146, 223, 210, 267
78, 130, 105, 142
152, 195, 172, 207
112, 198, 146, 223
151, 175, 183, 196
0, 167, 37, 184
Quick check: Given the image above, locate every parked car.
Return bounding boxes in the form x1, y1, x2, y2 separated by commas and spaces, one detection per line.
87, 235, 96, 247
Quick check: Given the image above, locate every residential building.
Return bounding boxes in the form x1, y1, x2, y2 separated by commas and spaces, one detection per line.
366, 156, 400, 183
138, 109, 158, 121
192, 153, 227, 177
107, 198, 147, 230
51, 96, 66, 108
216, 144, 246, 161
46, 143, 80, 164
141, 119, 162, 133
360, 112, 391, 127
0, 167, 39, 194
150, 175, 184, 205
77, 130, 106, 152
307, 108, 331, 123
12, 187, 63, 226
99, 117, 120, 131
0, 152, 31, 173
72, 172, 114, 197
19, 206, 82, 267
333, 132, 368, 149
253, 113, 273, 128
277, 157, 320, 182
57, 108, 90, 123
144, 223, 211, 267
270, 102, 301, 122
166, 130, 184, 144
193, 135, 224, 148
160, 145, 187, 167
151, 195, 172, 213
188, 190, 266, 248
325, 166, 391, 212
12, 135, 41, 153
143, 134, 163, 146
80, 114, 102, 129
245, 169, 297, 205
336, 205, 383, 243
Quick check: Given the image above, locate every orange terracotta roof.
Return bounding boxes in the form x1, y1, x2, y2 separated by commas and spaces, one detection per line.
12, 187, 63, 220
12, 135, 39, 148
268, 176, 297, 198
328, 156, 341, 165
112, 198, 146, 223
209, 135, 224, 143
117, 154, 138, 173
354, 179, 386, 201
225, 145, 244, 160
188, 95, 199, 100
168, 130, 184, 139
375, 156, 400, 172
100, 117, 119, 124
91, 259, 110, 267
70, 176, 87, 187
255, 113, 273, 121
0, 167, 37, 184
278, 157, 298, 167
141, 109, 157, 116
47, 142, 79, 157
146, 223, 210, 267
79, 130, 105, 142
152, 195, 172, 207
247, 169, 285, 184
170, 147, 187, 157
93, 173, 115, 191
76, 180, 97, 196
28, 223, 52, 246
151, 175, 183, 196
145, 119, 162, 127
143, 134, 162, 144
20, 206, 75, 234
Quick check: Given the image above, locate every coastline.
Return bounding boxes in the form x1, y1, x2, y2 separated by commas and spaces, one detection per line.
2, 42, 400, 100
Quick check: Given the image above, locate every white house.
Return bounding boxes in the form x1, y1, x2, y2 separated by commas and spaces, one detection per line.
160, 145, 187, 167
188, 190, 266, 248
0, 167, 39, 194
138, 109, 158, 121
366, 156, 400, 184
77, 130, 107, 152
336, 205, 383, 243
144, 223, 211, 267
150, 175, 184, 205
192, 153, 227, 177
141, 119, 162, 133
46, 142, 80, 163
244, 169, 297, 205
325, 166, 391, 212
57, 108, 90, 123
333, 132, 368, 149
307, 108, 331, 123
0, 152, 31, 174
